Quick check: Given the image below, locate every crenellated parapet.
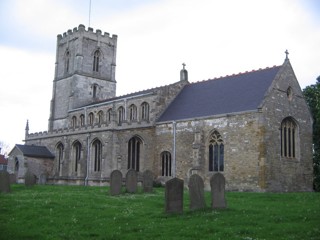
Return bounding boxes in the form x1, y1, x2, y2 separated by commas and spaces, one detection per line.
57, 24, 117, 43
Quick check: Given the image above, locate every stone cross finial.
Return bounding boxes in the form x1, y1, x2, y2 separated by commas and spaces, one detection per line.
182, 63, 186, 69
285, 49, 289, 60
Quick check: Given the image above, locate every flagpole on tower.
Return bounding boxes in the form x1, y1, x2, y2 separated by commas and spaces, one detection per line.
89, 0, 92, 27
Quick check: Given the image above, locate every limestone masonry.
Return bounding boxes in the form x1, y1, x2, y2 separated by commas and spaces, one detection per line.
8, 25, 313, 192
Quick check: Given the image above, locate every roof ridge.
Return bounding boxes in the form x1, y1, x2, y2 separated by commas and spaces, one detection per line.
193, 65, 281, 84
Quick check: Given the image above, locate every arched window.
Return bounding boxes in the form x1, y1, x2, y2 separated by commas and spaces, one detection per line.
161, 151, 172, 176
80, 114, 85, 127
107, 108, 113, 122
71, 116, 77, 128
93, 50, 100, 72
92, 139, 102, 172
89, 112, 94, 126
281, 117, 297, 158
128, 136, 142, 171
141, 102, 149, 121
72, 141, 81, 172
118, 106, 125, 124
129, 104, 137, 121
98, 111, 103, 125
56, 143, 64, 174
209, 130, 224, 172
65, 50, 70, 73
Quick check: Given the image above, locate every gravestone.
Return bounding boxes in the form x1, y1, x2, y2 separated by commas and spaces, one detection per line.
125, 169, 137, 193
143, 170, 154, 193
210, 172, 227, 209
165, 177, 184, 214
188, 174, 206, 210
110, 170, 123, 196
25, 171, 37, 187
9, 173, 16, 184
39, 174, 47, 185
0, 170, 11, 193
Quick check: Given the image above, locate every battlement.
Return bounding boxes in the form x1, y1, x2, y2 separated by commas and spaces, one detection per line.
57, 24, 117, 41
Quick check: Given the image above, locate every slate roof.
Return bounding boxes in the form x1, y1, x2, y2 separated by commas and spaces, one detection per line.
15, 144, 55, 158
157, 65, 281, 122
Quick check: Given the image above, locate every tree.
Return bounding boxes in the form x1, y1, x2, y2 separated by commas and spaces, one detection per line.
303, 76, 320, 191
0, 141, 11, 156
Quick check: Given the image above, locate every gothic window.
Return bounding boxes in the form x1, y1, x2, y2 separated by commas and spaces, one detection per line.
281, 117, 297, 158
56, 143, 64, 174
71, 116, 77, 128
141, 102, 149, 121
93, 50, 100, 72
80, 114, 85, 127
72, 141, 81, 172
65, 50, 70, 73
89, 112, 94, 126
92, 139, 102, 172
161, 151, 172, 176
98, 111, 103, 125
107, 108, 112, 122
209, 130, 224, 172
129, 104, 137, 121
118, 106, 125, 124
128, 136, 142, 171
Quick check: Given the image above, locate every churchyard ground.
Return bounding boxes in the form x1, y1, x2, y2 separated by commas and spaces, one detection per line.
0, 184, 319, 239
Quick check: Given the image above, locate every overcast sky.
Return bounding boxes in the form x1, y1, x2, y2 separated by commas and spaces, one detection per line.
0, 0, 319, 152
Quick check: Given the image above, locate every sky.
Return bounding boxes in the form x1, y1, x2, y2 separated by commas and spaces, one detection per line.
0, 0, 319, 153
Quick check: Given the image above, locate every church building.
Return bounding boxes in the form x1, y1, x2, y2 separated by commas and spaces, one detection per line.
8, 25, 313, 192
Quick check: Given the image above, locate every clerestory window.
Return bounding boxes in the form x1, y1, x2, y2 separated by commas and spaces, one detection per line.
141, 102, 149, 121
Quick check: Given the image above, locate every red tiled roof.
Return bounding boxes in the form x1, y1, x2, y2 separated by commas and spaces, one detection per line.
0, 154, 7, 165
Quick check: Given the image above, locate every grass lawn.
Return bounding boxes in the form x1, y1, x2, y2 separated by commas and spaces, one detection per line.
0, 184, 319, 240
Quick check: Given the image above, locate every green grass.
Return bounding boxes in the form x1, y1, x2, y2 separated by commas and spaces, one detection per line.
0, 185, 319, 240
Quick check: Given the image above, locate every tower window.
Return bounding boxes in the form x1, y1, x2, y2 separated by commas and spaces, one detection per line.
65, 50, 70, 73
93, 50, 100, 72
209, 130, 224, 172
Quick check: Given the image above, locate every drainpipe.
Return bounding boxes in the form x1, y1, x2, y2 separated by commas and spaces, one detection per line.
85, 133, 90, 186
173, 121, 177, 177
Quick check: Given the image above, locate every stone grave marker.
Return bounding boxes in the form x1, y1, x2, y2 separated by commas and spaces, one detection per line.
125, 169, 137, 193
0, 170, 11, 193
165, 177, 184, 214
25, 171, 37, 187
39, 174, 47, 185
210, 172, 227, 209
9, 173, 16, 184
110, 170, 123, 196
188, 174, 206, 210
143, 170, 154, 193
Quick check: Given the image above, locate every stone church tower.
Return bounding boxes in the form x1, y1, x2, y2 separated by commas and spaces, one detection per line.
49, 24, 118, 131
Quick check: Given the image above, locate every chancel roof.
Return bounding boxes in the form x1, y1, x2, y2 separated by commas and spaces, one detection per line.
15, 144, 55, 158
157, 65, 281, 122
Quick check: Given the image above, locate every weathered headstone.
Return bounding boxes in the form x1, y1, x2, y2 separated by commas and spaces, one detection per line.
39, 174, 47, 185
110, 170, 123, 196
143, 170, 154, 193
125, 169, 137, 193
165, 177, 184, 214
188, 174, 206, 210
0, 170, 11, 193
9, 173, 17, 184
25, 171, 37, 187
210, 172, 227, 209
